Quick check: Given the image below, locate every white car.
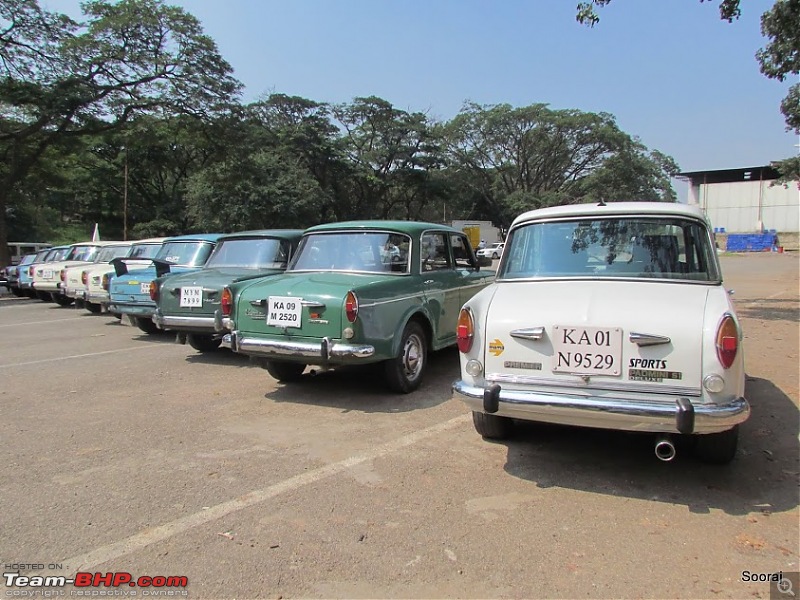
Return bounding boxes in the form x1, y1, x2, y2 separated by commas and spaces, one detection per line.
477, 242, 504, 259
31, 241, 120, 306
453, 202, 749, 464
62, 242, 132, 306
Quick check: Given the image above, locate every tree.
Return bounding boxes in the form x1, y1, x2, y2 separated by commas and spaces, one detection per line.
0, 0, 241, 265
442, 102, 676, 229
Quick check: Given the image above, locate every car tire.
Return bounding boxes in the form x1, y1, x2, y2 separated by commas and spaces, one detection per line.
135, 317, 159, 335
85, 302, 102, 314
692, 426, 739, 464
263, 360, 306, 382
384, 321, 427, 393
11, 288, 25, 297
187, 333, 221, 353
53, 295, 73, 307
36, 291, 52, 302
472, 411, 513, 439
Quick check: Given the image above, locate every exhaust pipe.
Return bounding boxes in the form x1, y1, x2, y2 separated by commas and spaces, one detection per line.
654, 436, 677, 462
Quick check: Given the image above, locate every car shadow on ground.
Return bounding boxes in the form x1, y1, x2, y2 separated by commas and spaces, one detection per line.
735, 298, 799, 322
263, 347, 461, 413
184, 348, 253, 368
499, 376, 799, 516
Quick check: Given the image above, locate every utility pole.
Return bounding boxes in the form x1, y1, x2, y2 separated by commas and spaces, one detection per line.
123, 148, 128, 241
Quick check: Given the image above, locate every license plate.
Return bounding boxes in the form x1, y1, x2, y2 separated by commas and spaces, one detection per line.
552, 325, 622, 376
266, 296, 302, 328
139, 282, 150, 294
180, 286, 203, 308
42, 269, 53, 279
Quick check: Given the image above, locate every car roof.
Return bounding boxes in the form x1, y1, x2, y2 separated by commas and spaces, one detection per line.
305, 221, 462, 236
218, 229, 305, 241
512, 202, 708, 228
131, 237, 168, 244
162, 233, 225, 243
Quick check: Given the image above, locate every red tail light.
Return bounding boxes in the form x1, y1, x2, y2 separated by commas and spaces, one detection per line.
149, 281, 159, 302
345, 291, 358, 323
456, 308, 474, 353
102, 273, 110, 291
716, 314, 739, 369
221, 287, 232, 316
28, 266, 34, 277
60, 269, 66, 282
81, 271, 89, 285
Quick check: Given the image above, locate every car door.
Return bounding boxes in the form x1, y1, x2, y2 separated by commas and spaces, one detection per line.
420, 231, 462, 346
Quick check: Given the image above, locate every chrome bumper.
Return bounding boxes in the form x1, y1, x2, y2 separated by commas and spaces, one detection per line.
63, 286, 84, 299
107, 301, 156, 317
452, 380, 750, 435
86, 291, 109, 304
153, 308, 219, 332
223, 330, 375, 362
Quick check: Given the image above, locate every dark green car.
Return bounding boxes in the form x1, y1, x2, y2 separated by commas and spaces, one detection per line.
222, 221, 495, 393
151, 230, 304, 352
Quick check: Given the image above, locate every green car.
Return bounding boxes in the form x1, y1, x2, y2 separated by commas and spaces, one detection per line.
222, 221, 495, 393
151, 229, 304, 352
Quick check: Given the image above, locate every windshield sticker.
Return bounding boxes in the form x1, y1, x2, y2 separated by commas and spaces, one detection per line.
629, 369, 683, 382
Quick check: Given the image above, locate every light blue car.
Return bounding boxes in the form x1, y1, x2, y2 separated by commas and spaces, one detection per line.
107, 233, 223, 333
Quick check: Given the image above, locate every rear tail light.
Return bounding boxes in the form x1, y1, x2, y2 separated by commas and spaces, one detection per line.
81, 271, 88, 285
344, 291, 358, 323
221, 287, 232, 316
149, 281, 159, 302
102, 273, 110, 291
716, 314, 739, 369
60, 269, 66, 282
28, 266, 34, 277
456, 308, 474, 353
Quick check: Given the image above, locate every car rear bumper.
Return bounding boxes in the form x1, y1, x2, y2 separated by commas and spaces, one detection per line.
153, 308, 220, 332
86, 291, 109, 304
223, 330, 375, 363
107, 301, 156, 317
452, 379, 750, 435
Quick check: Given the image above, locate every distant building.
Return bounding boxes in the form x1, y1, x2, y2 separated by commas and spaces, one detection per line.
676, 165, 799, 233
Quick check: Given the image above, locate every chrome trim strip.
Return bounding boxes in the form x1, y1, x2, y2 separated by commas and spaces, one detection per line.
510, 327, 545, 341
154, 314, 216, 330
629, 332, 671, 346
453, 379, 749, 434
232, 331, 374, 361
360, 292, 426, 308
485, 373, 701, 397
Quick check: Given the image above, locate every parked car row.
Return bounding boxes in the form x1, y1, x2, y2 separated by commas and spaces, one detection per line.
5, 203, 750, 464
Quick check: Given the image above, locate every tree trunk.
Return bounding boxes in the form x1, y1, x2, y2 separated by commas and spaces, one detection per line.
0, 190, 9, 268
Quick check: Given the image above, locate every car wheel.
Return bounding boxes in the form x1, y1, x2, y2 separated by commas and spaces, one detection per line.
135, 317, 159, 335
11, 288, 24, 297
35, 291, 52, 302
384, 321, 427, 393
692, 426, 739, 464
85, 302, 102, 314
263, 360, 306, 382
187, 333, 221, 353
53, 295, 73, 307
472, 411, 513, 439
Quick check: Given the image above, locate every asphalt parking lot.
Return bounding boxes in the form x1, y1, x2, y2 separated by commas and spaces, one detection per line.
1, 253, 798, 599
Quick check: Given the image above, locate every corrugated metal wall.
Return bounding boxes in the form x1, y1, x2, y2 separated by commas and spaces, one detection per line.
694, 180, 799, 233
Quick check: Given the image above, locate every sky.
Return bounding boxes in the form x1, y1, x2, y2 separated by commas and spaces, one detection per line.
45, 0, 800, 200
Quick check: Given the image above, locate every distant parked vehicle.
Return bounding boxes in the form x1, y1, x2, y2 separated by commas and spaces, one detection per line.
476, 242, 505, 260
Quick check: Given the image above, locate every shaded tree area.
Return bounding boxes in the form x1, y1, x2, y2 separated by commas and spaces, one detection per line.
2, 0, 680, 265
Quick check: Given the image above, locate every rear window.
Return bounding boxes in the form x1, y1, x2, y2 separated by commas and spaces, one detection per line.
95, 246, 130, 262
500, 217, 719, 282
205, 238, 291, 269
156, 241, 214, 267
128, 243, 163, 259
66, 245, 100, 261
291, 232, 411, 274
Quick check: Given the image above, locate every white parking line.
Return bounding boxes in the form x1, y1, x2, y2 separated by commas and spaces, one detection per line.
0, 345, 172, 368
0, 317, 88, 328
61, 413, 471, 571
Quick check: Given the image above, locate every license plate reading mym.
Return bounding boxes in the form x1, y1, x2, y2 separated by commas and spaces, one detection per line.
552, 325, 622, 376
267, 296, 302, 328
139, 282, 150, 295
180, 286, 203, 308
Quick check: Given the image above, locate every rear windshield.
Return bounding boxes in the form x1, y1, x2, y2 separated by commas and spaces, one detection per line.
18, 254, 36, 266
156, 241, 214, 267
205, 238, 292, 269
96, 246, 131, 262
500, 217, 719, 282
291, 232, 411, 274
127, 243, 163, 259
65, 245, 100, 261
45, 248, 70, 262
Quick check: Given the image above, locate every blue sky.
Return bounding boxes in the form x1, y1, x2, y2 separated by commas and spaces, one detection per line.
47, 0, 798, 197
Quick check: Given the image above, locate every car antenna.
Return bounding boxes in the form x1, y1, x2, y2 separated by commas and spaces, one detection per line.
597, 198, 607, 207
